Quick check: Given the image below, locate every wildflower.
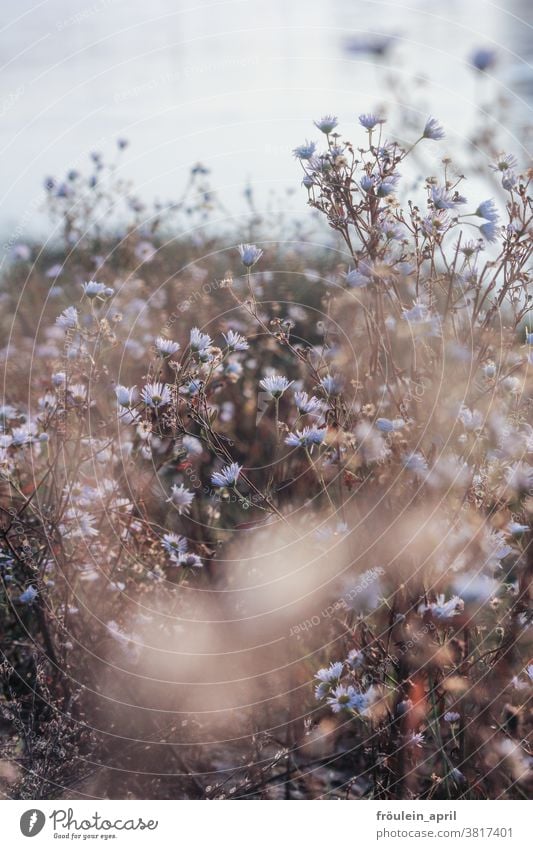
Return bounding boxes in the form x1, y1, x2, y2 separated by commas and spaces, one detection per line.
490, 153, 517, 173
408, 732, 425, 748
403, 451, 428, 475
475, 198, 499, 222
422, 117, 445, 141
314, 115, 338, 134
431, 187, 466, 210
479, 220, 498, 242
183, 435, 203, 456
314, 662, 343, 697
375, 417, 406, 433
346, 649, 363, 669
162, 533, 188, 556
155, 337, 180, 357
174, 552, 203, 569
502, 172, 517, 191
285, 426, 326, 448
319, 374, 342, 395
52, 371, 66, 387
259, 374, 293, 398
56, 306, 78, 329
470, 47, 497, 72
402, 301, 430, 323
189, 327, 213, 353
19, 585, 38, 604
141, 381, 172, 409
345, 267, 371, 287
211, 462, 242, 488
444, 711, 461, 723
167, 483, 195, 515
358, 113, 384, 130
294, 391, 322, 415
458, 405, 483, 431
223, 329, 249, 351
293, 140, 317, 160
422, 593, 464, 620
326, 684, 365, 713
507, 521, 529, 536
115, 385, 136, 407
68, 384, 88, 405
360, 174, 376, 194
302, 174, 315, 189
238, 243, 263, 268
82, 280, 107, 299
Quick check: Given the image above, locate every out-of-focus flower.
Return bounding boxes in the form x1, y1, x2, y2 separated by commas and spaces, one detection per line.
293, 140, 317, 160
422, 117, 445, 141
167, 483, 195, 515
470, 47, 497, 72
359, 113, 384, 130
238, 243, 263, 268
475, 199, 499, 223
314, 115, 338, 134
294, 391, 322, 415
376, 417, 406, 433
19, 585, 38, 604
56, 306, 78, 329
82, 280, 107, 299
115, 385, 136, 407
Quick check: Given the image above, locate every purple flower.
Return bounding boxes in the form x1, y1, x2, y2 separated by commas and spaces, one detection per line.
475, 198, 499, 223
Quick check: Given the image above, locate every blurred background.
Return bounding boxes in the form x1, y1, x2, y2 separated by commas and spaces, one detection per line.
0, 0, 531, 241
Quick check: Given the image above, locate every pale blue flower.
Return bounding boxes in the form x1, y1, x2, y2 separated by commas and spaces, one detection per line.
115, 385, 136, 407
360, 174, 376, 193
293, 140, 317, 160
314, 115, 338, 134
83, 280, 107, 298
294, 391, 322, 415
238, 243, 263, 268
475, 199, 499, 222
431, 187, 466, 210
56, 306, 78, 329
358, 113, 384, 130
319, 374, 342, 395
211, 461, 242, 488
223, 329, 249, 351
155, 337, 180, 357
141, 381, 172, 409
403, 451, 428, 475
19, 585, 38, 604
479, 221, 498, 242
167, 483, 195, 515
162, 532, 188, 556
285, 426, 326, 448
376, 417, 406, 433
502, 172, 517, 191
422, 117, 445, 140
189, 327, 213, 352
259, 374, 293, 398
326, 684, 366, 713
490, 153, 517, 173
174, 552, 203, 569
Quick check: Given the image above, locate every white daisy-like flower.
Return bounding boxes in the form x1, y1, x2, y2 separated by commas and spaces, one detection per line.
167, 483, 195, 515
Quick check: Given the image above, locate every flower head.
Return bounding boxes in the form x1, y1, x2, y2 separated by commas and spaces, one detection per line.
162, 532, 188, 556
141, 381, 171, 409
314, 115, 338, 134
475, 198, 499, 223
285, 426, 326, 448
167, 483, 195, 515
189, 327, 213, 353
259, 374, 293, 398
56, 306, 78, 329
294, 391, 322, 415
422, 117, 445, 141
223, 329, 249, 351
19, 585, 38, 604
470, 47, 497, 72
358, 113, 384, 130
293, 140, 317, 160
211, 461, 242, 488
155, 337, 180, 358
326, 684, 366, 713
238, 243, 263, 268
83, 280, 108, 299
